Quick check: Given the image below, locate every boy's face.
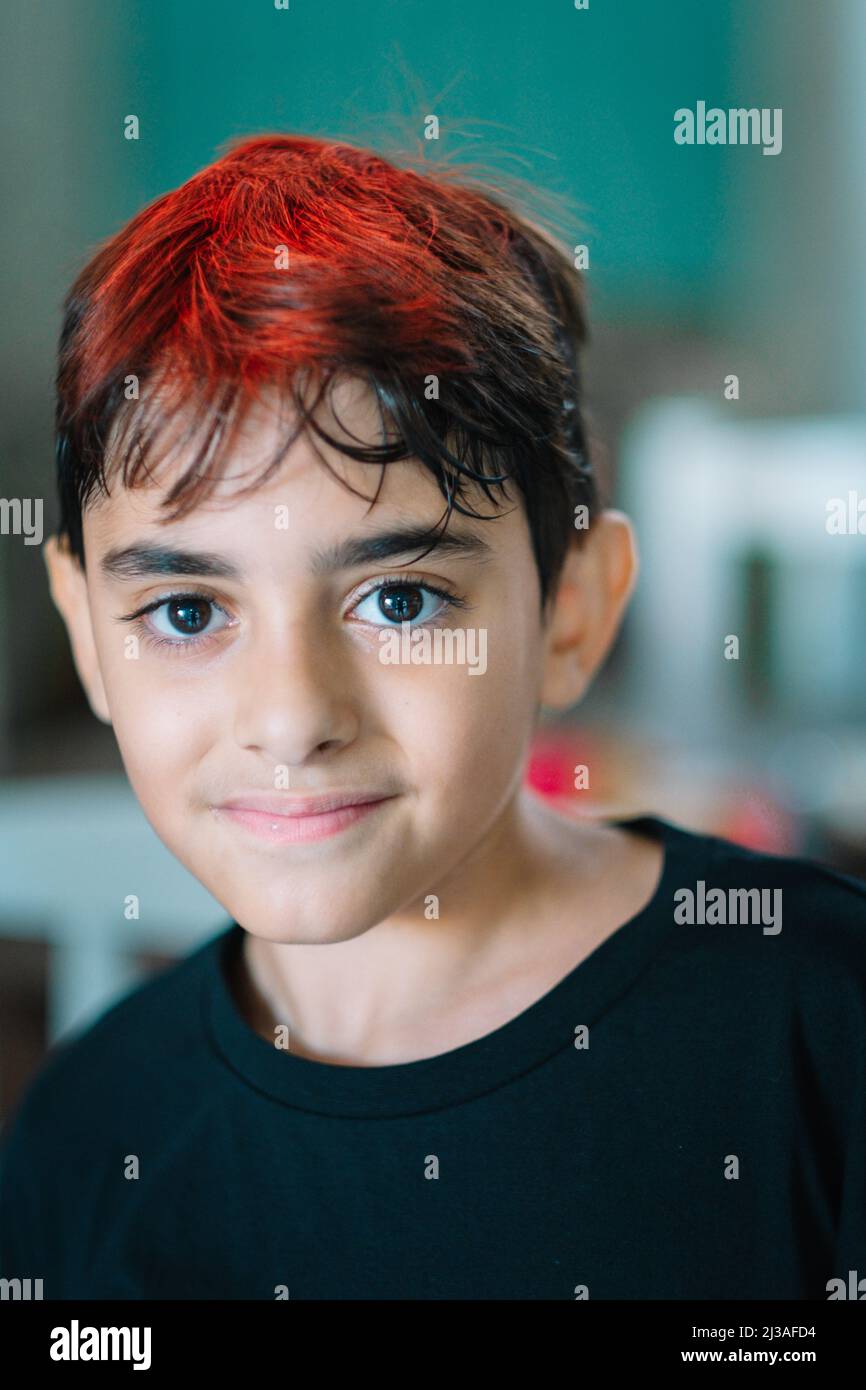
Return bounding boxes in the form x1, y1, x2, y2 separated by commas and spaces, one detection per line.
45, 377, 635, 943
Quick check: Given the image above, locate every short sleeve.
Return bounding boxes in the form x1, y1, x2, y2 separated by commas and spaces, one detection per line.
829, 988, 866, 1284
0, 1099, 56, 1295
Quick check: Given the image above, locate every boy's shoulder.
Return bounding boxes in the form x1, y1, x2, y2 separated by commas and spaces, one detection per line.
0, 923, 231, 1160
671, 814, 866, 909
654, 814, 866, 989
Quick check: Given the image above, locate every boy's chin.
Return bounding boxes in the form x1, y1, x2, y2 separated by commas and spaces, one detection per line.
220, 895, 395, 946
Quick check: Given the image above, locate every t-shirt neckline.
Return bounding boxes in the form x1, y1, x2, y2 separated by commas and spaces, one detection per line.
201, 814, 693, 1118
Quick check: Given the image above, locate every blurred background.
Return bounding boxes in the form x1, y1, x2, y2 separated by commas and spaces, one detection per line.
2, 0, 865, 1120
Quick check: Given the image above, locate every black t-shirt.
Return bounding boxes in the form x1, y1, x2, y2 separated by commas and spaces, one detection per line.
2, 814, 865, 1300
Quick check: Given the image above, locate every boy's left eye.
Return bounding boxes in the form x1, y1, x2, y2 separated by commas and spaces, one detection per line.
350, 580, 461, 626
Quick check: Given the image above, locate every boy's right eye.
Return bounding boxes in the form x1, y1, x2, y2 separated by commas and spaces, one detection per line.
119, 591, 234, 653
149, 595, 231, 641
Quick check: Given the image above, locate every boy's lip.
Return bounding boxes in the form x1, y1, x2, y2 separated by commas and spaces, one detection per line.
214, 790, 396, 818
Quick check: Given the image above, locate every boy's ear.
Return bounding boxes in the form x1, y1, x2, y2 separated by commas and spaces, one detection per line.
43, 535, 112, 725
538, 509, 638, 712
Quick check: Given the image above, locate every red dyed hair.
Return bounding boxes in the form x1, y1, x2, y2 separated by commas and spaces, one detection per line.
55, 133, 599, 609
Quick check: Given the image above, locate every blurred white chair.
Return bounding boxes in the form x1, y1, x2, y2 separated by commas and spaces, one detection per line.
0, 774, 225, 1043
618, 398, 866, 741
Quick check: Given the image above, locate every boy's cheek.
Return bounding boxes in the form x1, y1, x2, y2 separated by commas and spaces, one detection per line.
105, 680, 215, 813
396, 676, 534, 808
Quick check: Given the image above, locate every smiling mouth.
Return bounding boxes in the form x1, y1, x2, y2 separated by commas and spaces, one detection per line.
212, 793, 397, 844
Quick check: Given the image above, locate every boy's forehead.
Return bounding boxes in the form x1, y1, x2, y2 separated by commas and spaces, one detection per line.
85, 377, 522, 570
99, 373, 388, 501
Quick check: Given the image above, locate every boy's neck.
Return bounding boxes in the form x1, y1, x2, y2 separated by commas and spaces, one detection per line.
228, 792, 664, 1068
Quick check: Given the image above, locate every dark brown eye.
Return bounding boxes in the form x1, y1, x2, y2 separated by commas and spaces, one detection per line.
350, 578, 462, 627
165, 598, 212, 635
377, 585, 424, 623
144, 593, 231, 644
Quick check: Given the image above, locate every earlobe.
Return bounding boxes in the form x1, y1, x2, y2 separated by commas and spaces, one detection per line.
43, 535, 112, 725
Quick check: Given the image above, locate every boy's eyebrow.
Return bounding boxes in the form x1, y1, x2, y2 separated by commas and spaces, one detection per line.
99, 524, 494, 582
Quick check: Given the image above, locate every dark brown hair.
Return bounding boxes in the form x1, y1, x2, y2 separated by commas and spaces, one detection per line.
54, 133, 600, 610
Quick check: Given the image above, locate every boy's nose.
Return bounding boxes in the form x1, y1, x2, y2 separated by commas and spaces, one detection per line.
230, 627, 360, 764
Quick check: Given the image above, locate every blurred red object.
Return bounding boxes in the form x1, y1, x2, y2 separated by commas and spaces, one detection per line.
716, 791, 801, 856
526, 732, 597, 800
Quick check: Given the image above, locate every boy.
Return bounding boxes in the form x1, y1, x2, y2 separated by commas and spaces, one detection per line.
1, 134, 864, 1301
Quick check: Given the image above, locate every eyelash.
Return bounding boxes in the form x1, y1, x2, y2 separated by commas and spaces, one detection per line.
118, 573, 471, 655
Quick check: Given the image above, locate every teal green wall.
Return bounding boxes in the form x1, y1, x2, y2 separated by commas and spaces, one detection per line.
96, 0, 754, 323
